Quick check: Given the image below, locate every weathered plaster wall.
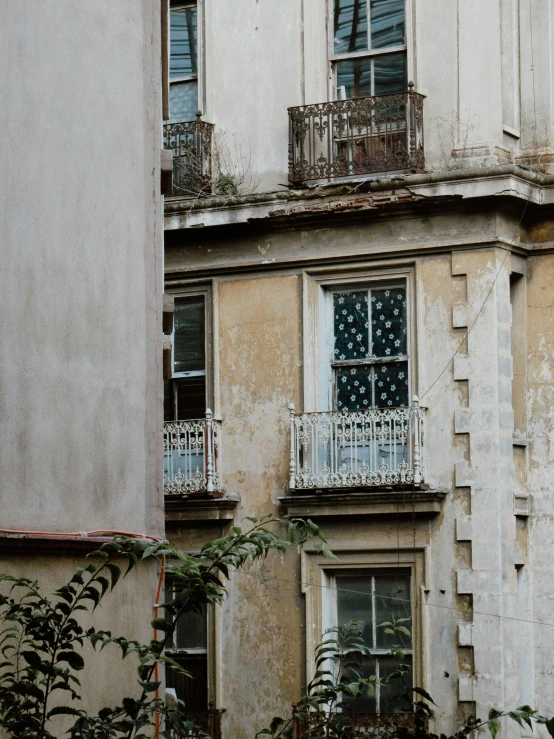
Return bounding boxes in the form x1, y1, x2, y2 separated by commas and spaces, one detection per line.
216, 275, 303, 738
164, 206, 546, 733
526, 253, 554, 714
0, 0, 163, 535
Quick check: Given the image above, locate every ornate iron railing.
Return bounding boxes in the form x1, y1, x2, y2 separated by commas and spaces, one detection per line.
163, 114, 214, 197
288, 85, 424, 185
164, 410, 221, 495
288, 399, 424, 491
291, 710, 417, 738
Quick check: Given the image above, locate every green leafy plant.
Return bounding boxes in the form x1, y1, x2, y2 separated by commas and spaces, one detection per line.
0, 515, 331, 739
259, 618, 554, 739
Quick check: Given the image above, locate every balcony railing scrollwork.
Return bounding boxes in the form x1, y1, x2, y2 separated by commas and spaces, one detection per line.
163, 113, 214, 197
164, 409, 221, 496
288, 84, 425, 186
289, 398, 424, 491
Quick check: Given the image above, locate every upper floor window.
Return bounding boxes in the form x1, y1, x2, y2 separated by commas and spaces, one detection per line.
329, 284, 409, 410
164, 294, 207, 421
332, 0, 407, 99
169, 2, 198, 121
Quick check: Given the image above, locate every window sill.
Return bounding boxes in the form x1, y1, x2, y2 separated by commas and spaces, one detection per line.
165, 493, 239, 522
279, 488, 446, 518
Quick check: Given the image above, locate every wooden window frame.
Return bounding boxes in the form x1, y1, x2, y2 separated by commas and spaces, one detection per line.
327, 0, 414, 99
167, 284, 214, 418
300, 264, 417, 414
324, 279, 410, 411
301, 548, 426, 698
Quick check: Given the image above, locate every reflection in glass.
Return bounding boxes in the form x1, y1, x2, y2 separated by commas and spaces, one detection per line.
336, 57, 372, 99
174, 296, 205, 374
370, 0, 405, 49
170, 7, 198, 78
169, 81, 199, 123
334, 0, 368, 53
374, 52, 406, 95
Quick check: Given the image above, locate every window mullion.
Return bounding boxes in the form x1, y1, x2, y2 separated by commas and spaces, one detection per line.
367, 0, 372, 51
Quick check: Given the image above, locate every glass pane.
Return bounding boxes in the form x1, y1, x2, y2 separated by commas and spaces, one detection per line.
343, 655, 378, 714
169, 80, 199, 122
175, 605, 208, 650
336, 575, 374, 648
374, 52, 407, 95
370, 0, 405, 49
378, 654, 412, 714
170, 7, 197, 78
371, 287, 407, 357
164, 379, 174, 422
334, 291, 369, 361
174, 296, 205, 373
374, 574, 411, 649
175, 376, 206, 419
336, 366, 373, 410
374, 362, 408, 407
334, 0, 368, 54
166, 654, 208, 710
336, 58, 372, 99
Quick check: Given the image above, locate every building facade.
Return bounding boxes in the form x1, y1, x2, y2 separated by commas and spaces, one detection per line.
0, 0, 164, 723
163, 1, 554, 738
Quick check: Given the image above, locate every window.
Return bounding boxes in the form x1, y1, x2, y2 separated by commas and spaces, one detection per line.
164, 294, 207, 421
332, 0, 407, 98
329, 284, 409, 410
169, 2, 198, 122
166, 589, 209, 710
331, 571, 412, 714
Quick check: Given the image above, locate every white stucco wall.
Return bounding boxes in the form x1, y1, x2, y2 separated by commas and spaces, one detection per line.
198, 0, 554, 191
0, 0, 163, 536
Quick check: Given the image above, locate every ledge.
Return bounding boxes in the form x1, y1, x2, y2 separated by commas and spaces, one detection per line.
164, 494, 239, 522
164, 164, 554, 232
279, 488, 447, 518
0, 533, 127, 556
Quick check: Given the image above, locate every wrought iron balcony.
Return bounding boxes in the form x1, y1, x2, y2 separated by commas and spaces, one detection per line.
163, 114, 214, 197
291, 711, 417, 738
288, 85, 424, 186
164, 410, 221, 496
288, 399, 424, 491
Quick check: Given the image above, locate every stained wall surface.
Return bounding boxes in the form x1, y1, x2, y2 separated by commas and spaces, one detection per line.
164, 198, 554, 736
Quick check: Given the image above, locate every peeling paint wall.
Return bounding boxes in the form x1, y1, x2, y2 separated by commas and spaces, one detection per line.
165, 193, 554, 735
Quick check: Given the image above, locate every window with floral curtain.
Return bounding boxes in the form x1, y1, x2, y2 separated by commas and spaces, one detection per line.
331, 285, 409, 410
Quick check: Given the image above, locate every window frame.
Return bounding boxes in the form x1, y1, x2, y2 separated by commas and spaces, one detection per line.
302, 548, 426, 704
167, 0, 204, 121
326, 569, 413, 714
164, 579, 215, 711
301, 265, 417, 414
169, 2, 199, 85
325, 280, 410, 411
166, 284, 213, 419
327, 0, 412, 100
